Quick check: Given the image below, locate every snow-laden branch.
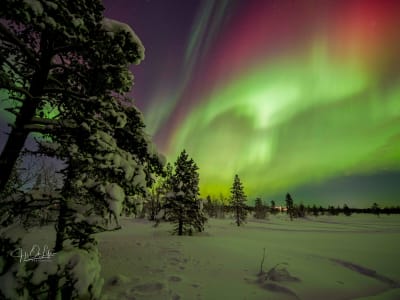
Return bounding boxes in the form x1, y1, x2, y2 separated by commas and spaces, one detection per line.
4, 107, 21, 116
1, 81, 34, 99
24, 123, 55, 133
30, 117, 59, 125
43, 87, 85, 98
101, 18, 145, 64
23, 117, 76, 133
1, 191, 61, 207
0, 22, 38, 66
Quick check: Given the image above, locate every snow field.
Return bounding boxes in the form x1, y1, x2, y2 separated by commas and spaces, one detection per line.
17, 214, 400, 299
97, 215, 400, 300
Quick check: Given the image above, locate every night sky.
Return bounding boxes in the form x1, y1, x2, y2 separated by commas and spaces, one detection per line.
1, 0, 400, 206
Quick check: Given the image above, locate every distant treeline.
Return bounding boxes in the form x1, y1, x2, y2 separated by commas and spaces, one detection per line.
201, 195, 400, 219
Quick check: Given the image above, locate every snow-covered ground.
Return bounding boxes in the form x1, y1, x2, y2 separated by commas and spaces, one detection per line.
21, 214, 400, 299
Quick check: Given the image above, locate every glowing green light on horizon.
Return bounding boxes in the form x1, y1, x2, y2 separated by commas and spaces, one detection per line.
169, 43, 400, 199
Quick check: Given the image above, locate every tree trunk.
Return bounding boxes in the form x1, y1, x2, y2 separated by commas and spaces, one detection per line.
54, 198, 67, 252
0, 128, 29, 192
48, 197, 67, 300
178, 219, 183, 236
0, 45, 52, 192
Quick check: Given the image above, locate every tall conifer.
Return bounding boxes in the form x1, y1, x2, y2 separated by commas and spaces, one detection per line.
230, 174, 247, 226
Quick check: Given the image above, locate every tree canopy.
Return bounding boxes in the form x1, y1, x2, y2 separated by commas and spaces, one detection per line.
0, 1, 164, 299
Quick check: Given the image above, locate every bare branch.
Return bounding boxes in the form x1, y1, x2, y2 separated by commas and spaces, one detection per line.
2, 57, 32, 79
24, 124, 55, 133
49, 63, 87, 81
49, 63, 70, 71
30, 116, 59, 125
51, 44, 83, 55
47, 75, 63, 87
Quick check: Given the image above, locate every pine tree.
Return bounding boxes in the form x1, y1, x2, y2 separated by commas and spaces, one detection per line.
0, 2, 163, 299
164, 150, 206, 235
230, 174, 247, 226
285, 193, 294, 221
0, 0, 147, 192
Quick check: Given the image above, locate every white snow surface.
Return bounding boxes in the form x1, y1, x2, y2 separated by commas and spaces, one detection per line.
6, 214, 400, 299
56, 246, 103, 298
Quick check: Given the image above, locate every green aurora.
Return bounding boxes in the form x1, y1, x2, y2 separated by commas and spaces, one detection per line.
2, 0, 400, 206
168, 41, 400, 202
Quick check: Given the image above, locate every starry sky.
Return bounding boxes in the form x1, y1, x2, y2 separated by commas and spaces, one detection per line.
1, 0, 400, 206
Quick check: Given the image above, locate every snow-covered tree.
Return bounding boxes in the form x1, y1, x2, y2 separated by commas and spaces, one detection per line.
0, 0, 144, 192
0, 1, 163, 299
164, 150, 206, 235
230, 174, 247, 226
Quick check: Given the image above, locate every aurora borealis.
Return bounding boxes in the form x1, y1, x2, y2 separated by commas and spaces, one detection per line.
2, 0, 400, 206
104, 0, 400, 206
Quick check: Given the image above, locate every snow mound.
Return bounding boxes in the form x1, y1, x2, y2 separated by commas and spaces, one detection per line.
105, 182, 125, 217
56, 246, 104, 299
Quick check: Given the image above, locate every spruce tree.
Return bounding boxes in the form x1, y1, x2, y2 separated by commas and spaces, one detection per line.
230, 174, 247, 226
164, 150, 206, 235
285, 193, 294, 221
